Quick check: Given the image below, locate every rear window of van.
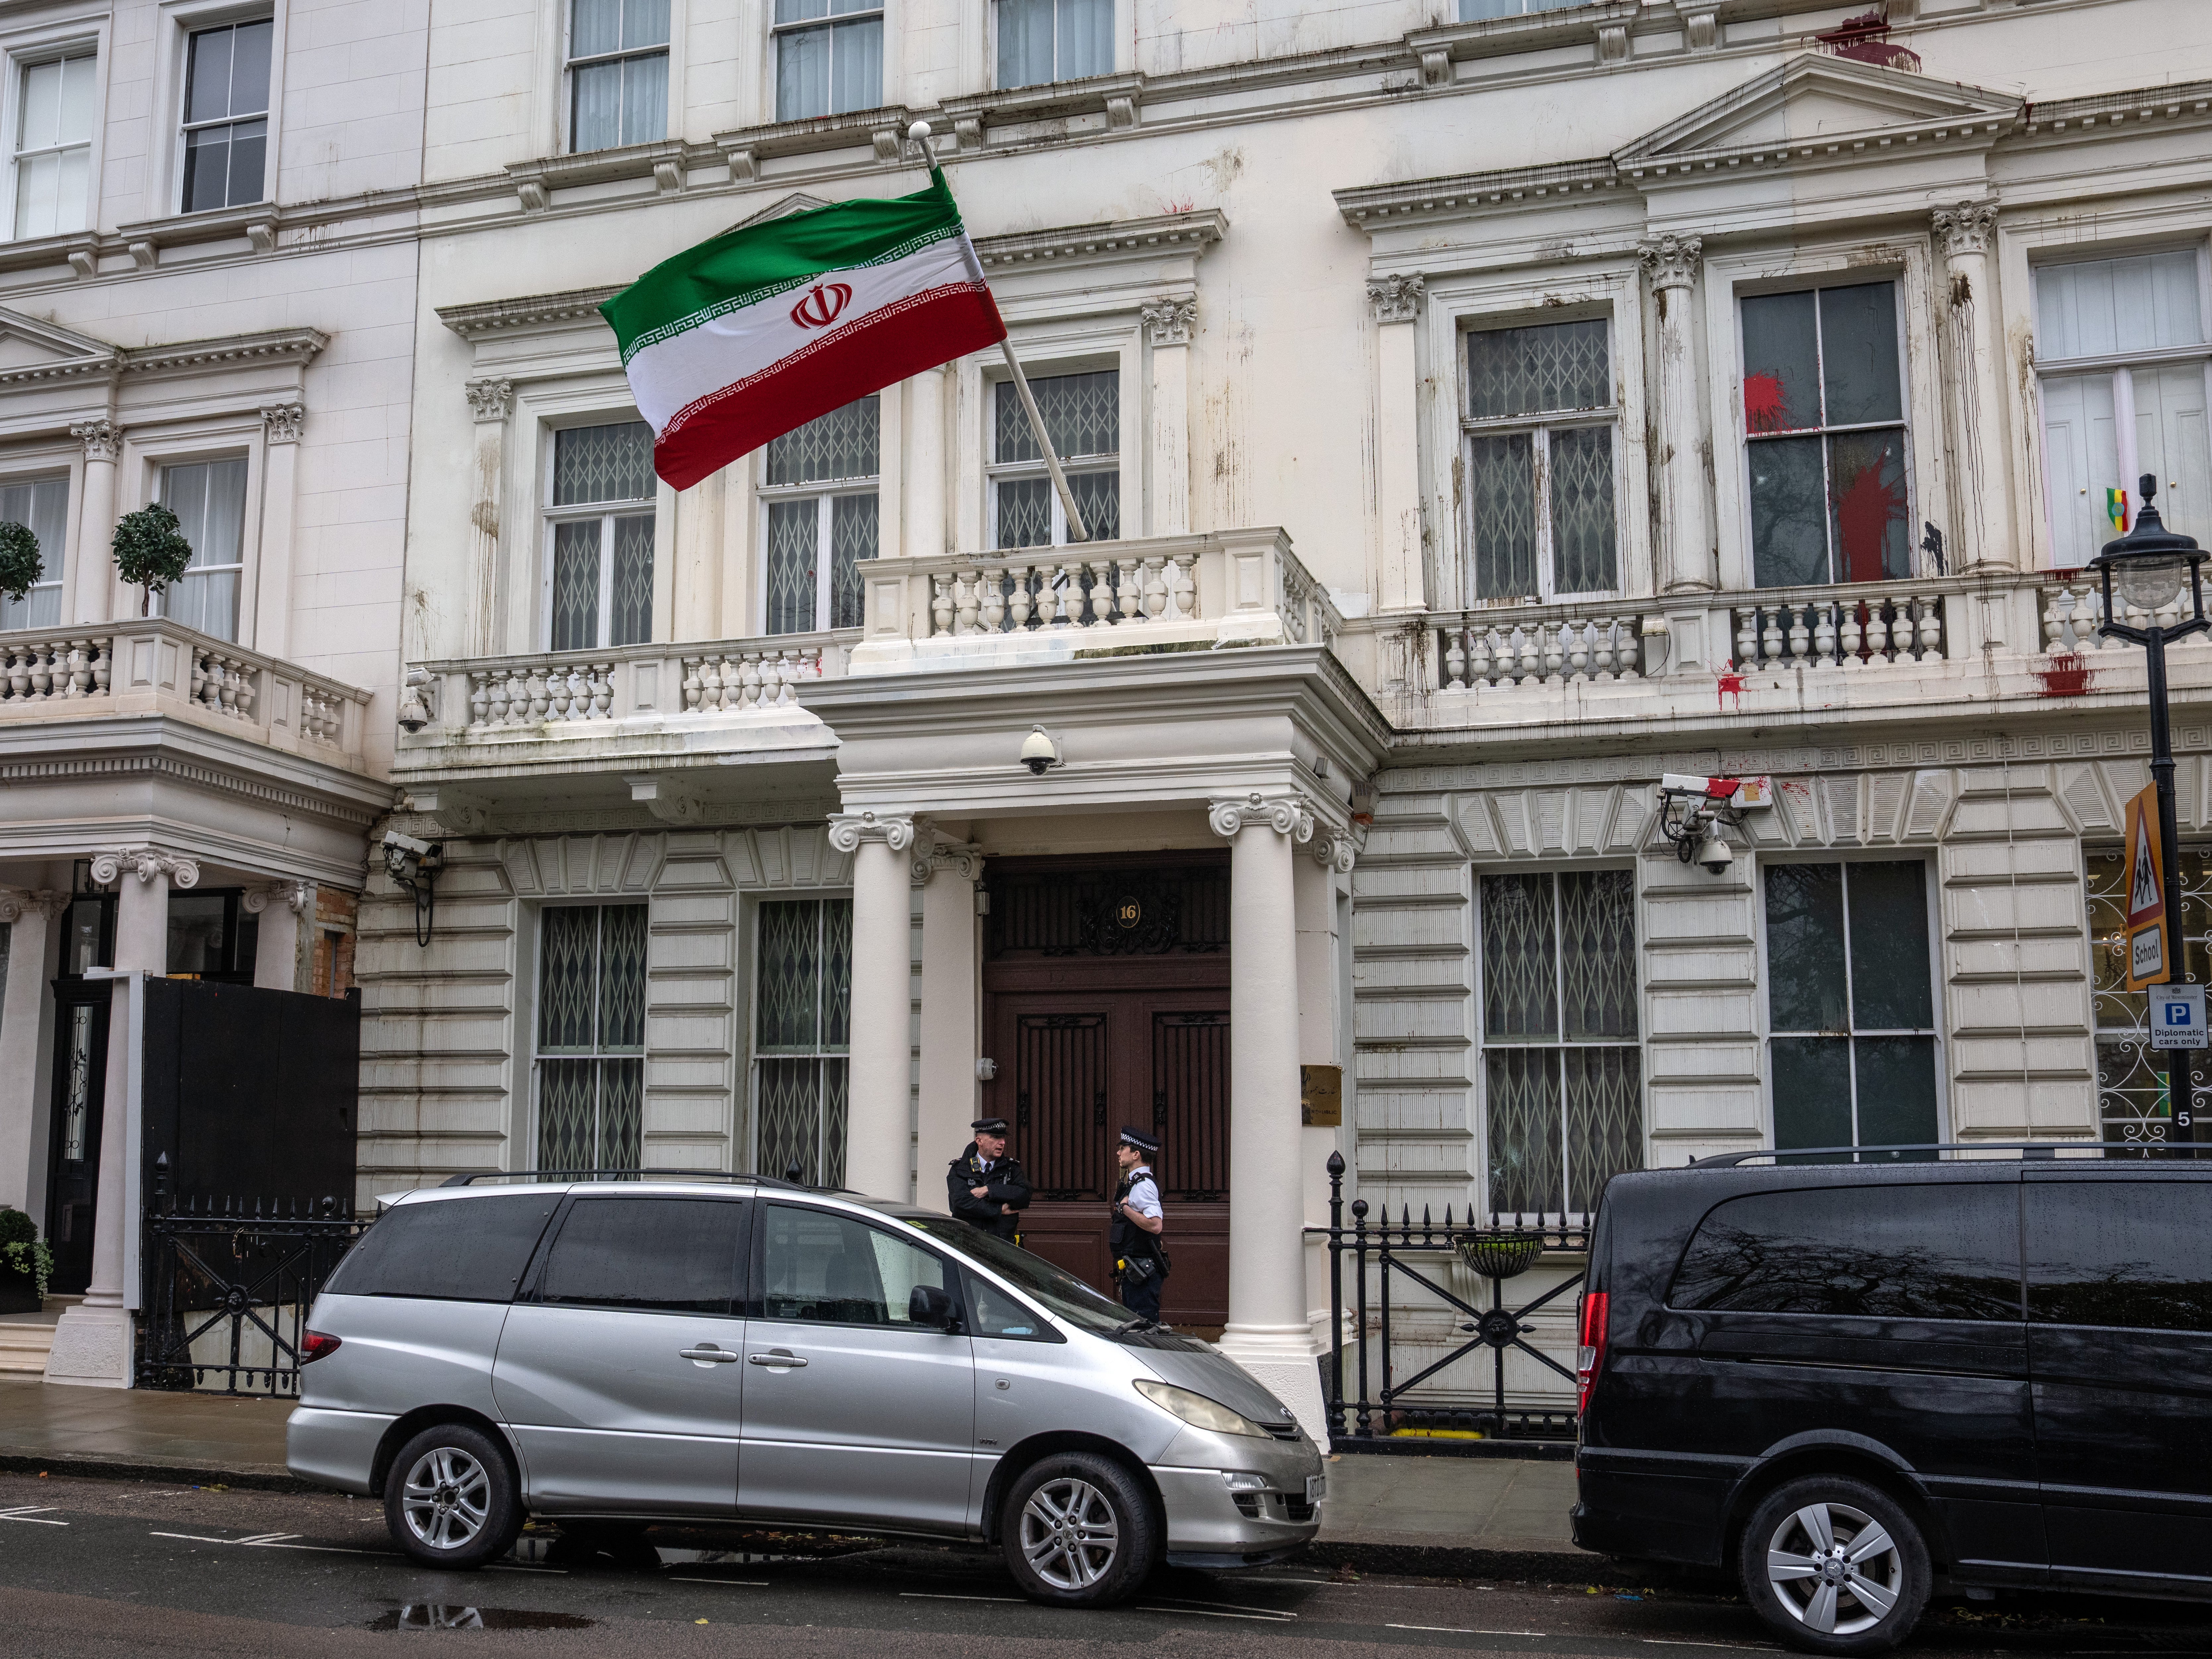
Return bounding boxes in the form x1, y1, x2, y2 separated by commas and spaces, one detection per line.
1668, 1184, 2021, 1321
325, 1194, 560, 1302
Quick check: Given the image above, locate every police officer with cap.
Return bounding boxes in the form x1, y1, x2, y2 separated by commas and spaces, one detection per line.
1110, 1126, 1168, 1324
949, 1117, 1031, 1242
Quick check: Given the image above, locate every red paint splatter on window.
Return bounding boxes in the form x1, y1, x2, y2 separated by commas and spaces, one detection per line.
1744, 373, 1789, 434
1834, 450, 1907, 583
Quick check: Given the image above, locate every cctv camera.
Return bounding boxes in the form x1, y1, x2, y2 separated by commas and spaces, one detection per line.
1695, 833, 1733, 876
382, 829, 430, 856
1019, 725, 1061, 776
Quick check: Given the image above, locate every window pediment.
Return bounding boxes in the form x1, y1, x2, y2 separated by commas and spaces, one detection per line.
0, 308, 119, 387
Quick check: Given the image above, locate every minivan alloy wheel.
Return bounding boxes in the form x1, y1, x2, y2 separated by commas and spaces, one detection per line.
1019, 1476, 1120, 1590
1765, 1502, 1902, 1636
401, 1446, 491, 1550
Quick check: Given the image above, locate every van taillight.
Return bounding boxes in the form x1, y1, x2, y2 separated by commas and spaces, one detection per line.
1576, 1291, 1608, 1416
301, 1331, 341, 1364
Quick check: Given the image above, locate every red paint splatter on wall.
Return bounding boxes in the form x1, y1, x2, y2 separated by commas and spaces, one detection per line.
1717, 663, 1747, 710
1744, 373, 1789, 434
2035, 653, 2094, 697
1834, 449, 1907, 583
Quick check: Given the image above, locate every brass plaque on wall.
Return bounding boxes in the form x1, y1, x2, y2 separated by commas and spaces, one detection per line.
1300, 1064, 1342, 1128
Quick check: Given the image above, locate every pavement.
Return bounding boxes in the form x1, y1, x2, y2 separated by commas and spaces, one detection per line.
0, 1376, 1587, 1577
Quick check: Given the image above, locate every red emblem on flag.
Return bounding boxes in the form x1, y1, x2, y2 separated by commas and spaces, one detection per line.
790, 282, 851, 328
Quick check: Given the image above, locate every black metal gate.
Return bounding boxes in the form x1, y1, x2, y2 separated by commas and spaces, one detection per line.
1311, 1152, 1587, 1448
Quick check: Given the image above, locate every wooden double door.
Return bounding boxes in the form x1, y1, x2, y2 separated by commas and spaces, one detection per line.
983, 966, 1231, 1328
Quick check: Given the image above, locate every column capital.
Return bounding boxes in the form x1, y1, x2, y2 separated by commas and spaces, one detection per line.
90, 848, 200, 888
260, 402, 305, 445
0, 888, 69, 923
1933, 199, 1998, 259
70, 419, 120, 462
1366, 272, 1425, 325
242, 879, 313, 915
1208, 791, 1318, 843
1637, 234, 1703, 291
910, 828, 982, 883
828, 809, 916, 854
465, 377, 515, 424
1140, 293, 1197, 347
1308, 826, 1360, 874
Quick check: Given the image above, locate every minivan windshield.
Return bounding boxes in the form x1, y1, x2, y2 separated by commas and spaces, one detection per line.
899, 1214, 1132, 1335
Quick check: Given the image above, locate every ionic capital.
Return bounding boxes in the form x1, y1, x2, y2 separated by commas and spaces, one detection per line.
1208, 792, 1317, 843
1933, 199, 1998, 260
911, 829, 983, 884
90, 848, 200, 889
242, 880, 313, 916
1637, 234, 1703, 292
828, 810, 916, 854
1309, 828, 1359, 874
0, 888, 66, 922
1366, 272, 1425, 325
465, 378, 515, 424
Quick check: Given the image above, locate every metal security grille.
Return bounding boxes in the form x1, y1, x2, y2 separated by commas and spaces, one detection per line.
990, 371, 1119, 548
535, 903, 647, 1173
762, 397, 879, 635
754, 897, 852, 1186
2087, 844, 2212, 1150
1464, 318, 1619, 601
987, 865, 1229, 958
1152, 1011, 1229, 1201
1015, 1013, 1109, 1200
547, 421, 657, 650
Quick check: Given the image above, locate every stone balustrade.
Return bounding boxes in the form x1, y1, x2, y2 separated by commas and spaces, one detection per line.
1730, 583, 1948, 669
2039, 576, 2210, 654
0, 621, 369, 763
1435, 608, 1646, 690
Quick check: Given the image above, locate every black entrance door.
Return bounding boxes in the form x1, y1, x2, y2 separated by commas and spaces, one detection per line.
43, 980, 114, 1296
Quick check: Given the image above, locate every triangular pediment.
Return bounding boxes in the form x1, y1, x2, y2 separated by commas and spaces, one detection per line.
0, 308, 118, 374
727, 192, 827, 234
1617, 54, 2022, 165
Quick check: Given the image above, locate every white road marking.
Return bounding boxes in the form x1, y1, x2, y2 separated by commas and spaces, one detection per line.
1644, 1642, 1780, 1652
150, 1531, 237, 1543
1139, 1605, 1297, 1622
669, 1577, 770, 1588
0, 1506, 66, 1525
1386, 1624, 1548, 1636
484, 1564, 566, 1574
898, 1592, 1022, 1604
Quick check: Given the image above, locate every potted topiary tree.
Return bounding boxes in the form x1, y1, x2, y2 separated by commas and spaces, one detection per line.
0, 1205, 50, 1314
111, 503, 194, 618
0, 520, 39, 612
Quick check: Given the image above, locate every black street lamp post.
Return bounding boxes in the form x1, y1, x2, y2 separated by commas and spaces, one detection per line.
2091, 473, 2210, 1148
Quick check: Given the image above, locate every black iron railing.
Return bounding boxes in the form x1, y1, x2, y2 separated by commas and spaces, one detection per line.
138, 1166, 364, 1395
1310, 1151, 1586, 1448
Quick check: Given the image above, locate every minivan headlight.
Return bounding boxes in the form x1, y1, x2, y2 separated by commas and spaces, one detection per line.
1134, 1378, 1270, 1438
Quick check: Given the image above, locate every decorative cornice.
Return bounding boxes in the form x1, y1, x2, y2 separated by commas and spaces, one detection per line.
437, 287, 623, 342
464, 378, 515, 423
1366, 273, 1425, 324
242, 879, 313, 915
71, 419, 120, 462
1637, 234, 1702, 291
1933, 200, 1998, 259
827, 809, 916, 853
90, 848, 201, 888
261, 402, 305, 445
1208, 791, 1317, 842
971, 209, 1225, 273
122, 328, 328, 379
0, 751, 385, 828
1140, 294, 1197, 347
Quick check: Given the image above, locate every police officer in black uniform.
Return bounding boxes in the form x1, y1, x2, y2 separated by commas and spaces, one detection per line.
1109, 1125, 1168, 1324
948, 1116, 1031, 1241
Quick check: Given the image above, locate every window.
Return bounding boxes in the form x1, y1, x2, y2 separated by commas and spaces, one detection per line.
1670, 1185, 2022, 1321
2026, 1180, 2212, 1331
2036, 251, 2212, 567
325, 1193, 561, 1302
762, 397, 877, 634
1460, 0, 1596, 18
1764, 862, 1939, 1156
1742, 282, 1910, 587
1464, 318, 1619, 600
2086, 843, 2211, 1149
761, 1203, 955, 1327
991, 370, 1118, 549
157, 459, 249, 642
754, 897, 851, 1187
1478, 870, 1642, 1218
774, 0, 882, 121
166, 890, 259, 981
181, 21, 270, 213
536, 903, 648, 1173
569, 0, 668, 153
14, 53, 93, 239
907, 1211, 1123, 1334
547, 421, 656, 651
535, 1197, 747, 1316
997, 0, 1112, 89
0, 476, 66, 630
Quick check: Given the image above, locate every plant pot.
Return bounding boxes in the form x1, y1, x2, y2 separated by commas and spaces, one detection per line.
0, 1266, 40, 1316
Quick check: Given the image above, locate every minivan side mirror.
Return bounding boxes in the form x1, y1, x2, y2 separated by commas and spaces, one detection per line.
908, 1283, 959, 1331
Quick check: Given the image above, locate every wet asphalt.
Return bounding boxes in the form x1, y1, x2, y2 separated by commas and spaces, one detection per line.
0, 1472, 2207, 1658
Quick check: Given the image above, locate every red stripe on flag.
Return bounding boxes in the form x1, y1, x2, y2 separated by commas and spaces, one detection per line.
653, 284, 1006, 491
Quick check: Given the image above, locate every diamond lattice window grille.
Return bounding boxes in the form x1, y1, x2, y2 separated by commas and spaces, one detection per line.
1467, 318, 1611, 420
535, 903, 650, 1173
1548, 426, 1619, 595
553, 421, 655, 506
766, 500, 820, 635
766, 397, 880, 486
830, 495, 876, 630
1486, 1049, 1562, 1215
1469, 434, 1538, 600
753, 897, 853, 1181
611, 515, 655, 647
995, 478, 1053, 551
1481, 872, 1557, 1039
1560, 869, 1637, 1041
995, 371, 1117, 464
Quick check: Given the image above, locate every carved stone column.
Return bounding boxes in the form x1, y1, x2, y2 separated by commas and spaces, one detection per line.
68, 420, 120, 624
830, 810, 917, 1201
913, 828, 982, 1210
906, 365, 949, 562
0, 890, 69, 1215
255, 404, 305, 655
244, 879, 314, 992
1368, 274, 1427, 614
1638, 235, 1713, 596
464, 379, 514, 656
1209, 791, 1330, 1442
1142, 295, 1198, 536
1933, 201, 2012, 571
48, 849, 198, 1387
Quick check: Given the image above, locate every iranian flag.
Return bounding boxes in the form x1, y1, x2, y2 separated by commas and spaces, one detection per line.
601, 167, 1006, 491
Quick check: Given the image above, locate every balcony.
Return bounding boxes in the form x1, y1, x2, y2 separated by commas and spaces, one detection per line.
0, 619, 373, 770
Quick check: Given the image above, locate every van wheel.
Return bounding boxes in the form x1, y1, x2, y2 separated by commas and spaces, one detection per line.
384, 1423, 523, 1571
1739, 1476, 1930, 1655
1000, 1452, 1159, 1607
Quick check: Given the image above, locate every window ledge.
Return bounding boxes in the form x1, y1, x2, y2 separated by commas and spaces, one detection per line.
712, 105, 920, 180
1405, 0, 1642, 84
509, 141, 695, 211
0, 229, 101, 281
941, 74, 1144, 147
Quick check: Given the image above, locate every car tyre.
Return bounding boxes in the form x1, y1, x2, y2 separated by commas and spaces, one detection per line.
1739, 1475, 1930, 1656
383, 1422, 524, 1571
1000, 1451, 1160, 1607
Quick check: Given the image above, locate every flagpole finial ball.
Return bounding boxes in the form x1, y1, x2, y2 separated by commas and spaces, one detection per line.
908, 120, 932, 144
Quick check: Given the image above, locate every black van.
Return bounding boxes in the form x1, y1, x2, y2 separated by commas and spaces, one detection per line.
1571, 1148, 2212, 1655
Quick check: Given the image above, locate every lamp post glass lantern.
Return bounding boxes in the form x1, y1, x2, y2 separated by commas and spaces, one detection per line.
2091, 474, 2210, 1147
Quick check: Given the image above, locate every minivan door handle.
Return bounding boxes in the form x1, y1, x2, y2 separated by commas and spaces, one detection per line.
747, 1350, 807, 1368
678, 1345, 741, 1364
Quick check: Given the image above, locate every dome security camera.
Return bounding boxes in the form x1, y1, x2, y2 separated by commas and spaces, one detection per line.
1695, 832, 1733, 876
1019, 725, 1061, 776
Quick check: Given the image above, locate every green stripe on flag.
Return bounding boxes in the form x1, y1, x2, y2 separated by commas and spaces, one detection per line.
600, 170, 968, 366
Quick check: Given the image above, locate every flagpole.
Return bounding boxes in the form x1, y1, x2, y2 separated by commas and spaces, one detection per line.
910, 121, 1091, 545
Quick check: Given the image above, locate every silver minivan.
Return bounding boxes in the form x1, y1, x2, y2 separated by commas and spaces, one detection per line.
287, 1177, 1324, 1605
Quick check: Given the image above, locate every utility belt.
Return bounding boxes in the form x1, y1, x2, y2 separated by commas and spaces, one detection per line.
1110, 1220, 1169, 1284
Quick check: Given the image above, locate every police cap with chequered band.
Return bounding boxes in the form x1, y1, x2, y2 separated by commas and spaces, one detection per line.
1119, 1125, 1160, 1154
971, 1117, 1009, 1135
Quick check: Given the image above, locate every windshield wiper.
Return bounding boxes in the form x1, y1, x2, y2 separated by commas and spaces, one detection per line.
1113, 1316, 1159, 1335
